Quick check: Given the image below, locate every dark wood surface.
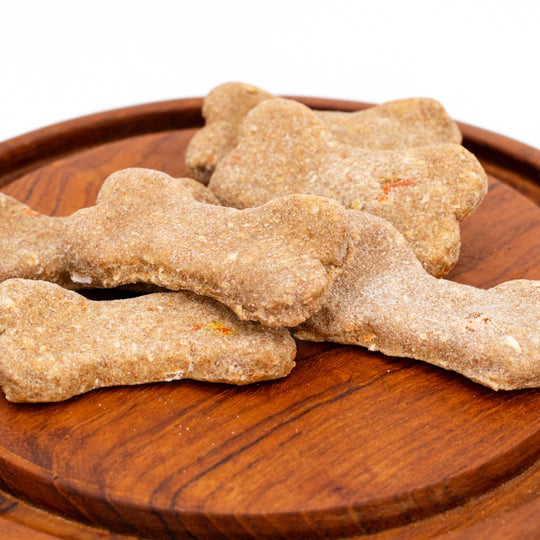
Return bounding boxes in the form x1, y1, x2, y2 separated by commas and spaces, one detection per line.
0, 97, 539, 539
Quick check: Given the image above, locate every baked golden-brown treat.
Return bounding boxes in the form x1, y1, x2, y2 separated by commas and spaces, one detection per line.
0, 279, 296, 402
62, 168, 350, 327
186, 81, 462, 183
209, 99, 487, 277
296, 211, 540, 391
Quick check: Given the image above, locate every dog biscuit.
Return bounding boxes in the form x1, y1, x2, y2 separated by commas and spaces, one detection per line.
296, 211, 540, 391
186, 82, 462, 183
62, 168, 350, 327
0, 279, 296, 402
209, 98, 487, 277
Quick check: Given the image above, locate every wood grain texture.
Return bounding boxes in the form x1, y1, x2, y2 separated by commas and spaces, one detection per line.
0, 97, 539, 539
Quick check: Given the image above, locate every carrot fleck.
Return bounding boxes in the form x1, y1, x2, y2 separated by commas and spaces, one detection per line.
383, 178, 417, 193
206, 322, 234, 335
22, 208, 41, 218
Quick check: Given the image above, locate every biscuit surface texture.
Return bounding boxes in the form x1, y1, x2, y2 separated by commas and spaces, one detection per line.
296, 211, 540, 391
0, 279, 296, 402
62, 168, 350, 327
0, 194, 71, 287
209, 99, 487, 277
0, 177, 221, 288
186, 82, 462, 183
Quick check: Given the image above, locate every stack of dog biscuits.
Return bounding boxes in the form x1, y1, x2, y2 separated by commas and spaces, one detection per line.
1, 81, 538, 402
0, 169, 350, 401
186, 82, 462, 184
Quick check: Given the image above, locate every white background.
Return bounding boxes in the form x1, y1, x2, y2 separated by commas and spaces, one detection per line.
1, 0, 538, 149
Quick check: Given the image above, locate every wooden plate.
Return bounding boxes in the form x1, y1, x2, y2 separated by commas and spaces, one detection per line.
0, 97, 539, 539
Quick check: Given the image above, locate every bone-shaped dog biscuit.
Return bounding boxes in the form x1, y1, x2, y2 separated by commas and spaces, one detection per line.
209, 99, 487, 277
186, 82, 462, 183
0, 279, 296, 402
296, 211, 540, 391
62, 168, 350, 327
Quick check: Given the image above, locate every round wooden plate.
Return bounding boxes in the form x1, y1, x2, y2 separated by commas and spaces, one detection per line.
0, 97, 540, 539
